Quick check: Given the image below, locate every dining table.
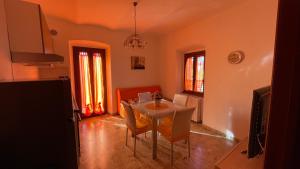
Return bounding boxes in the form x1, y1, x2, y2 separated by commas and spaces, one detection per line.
132, 99, 187, 160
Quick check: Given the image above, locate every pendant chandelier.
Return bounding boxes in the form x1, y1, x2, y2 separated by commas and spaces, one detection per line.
124, 1, 147, 49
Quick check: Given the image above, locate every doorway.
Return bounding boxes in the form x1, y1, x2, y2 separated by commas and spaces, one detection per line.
73, 46, 107, 117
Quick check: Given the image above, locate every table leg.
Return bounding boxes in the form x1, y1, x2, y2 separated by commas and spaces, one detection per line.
152, 118, 157, 159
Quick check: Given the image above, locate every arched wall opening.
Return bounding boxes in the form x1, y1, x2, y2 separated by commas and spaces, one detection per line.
68, 40, 113, 114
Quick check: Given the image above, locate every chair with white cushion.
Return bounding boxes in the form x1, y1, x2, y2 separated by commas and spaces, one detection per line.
158, 107, 195, 165
173, 94, 188, 106
138, 92, 152, 103
121, 101, 152, 157
160, 94, 189, 127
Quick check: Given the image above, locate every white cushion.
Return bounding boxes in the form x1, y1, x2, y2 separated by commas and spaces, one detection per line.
173, 94, 188, 106
138, 92, 152, 103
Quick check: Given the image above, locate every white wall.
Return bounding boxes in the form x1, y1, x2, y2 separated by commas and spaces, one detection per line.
41, 17, 161, 113
158, 0, 278, 139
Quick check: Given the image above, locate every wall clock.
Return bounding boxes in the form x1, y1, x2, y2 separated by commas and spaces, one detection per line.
228, 50, 245, 64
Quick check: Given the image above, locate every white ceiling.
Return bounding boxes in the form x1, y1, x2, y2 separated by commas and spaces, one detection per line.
24, 0, 244, 33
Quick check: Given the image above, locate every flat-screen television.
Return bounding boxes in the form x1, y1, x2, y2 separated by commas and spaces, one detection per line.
248, 86, 271, 158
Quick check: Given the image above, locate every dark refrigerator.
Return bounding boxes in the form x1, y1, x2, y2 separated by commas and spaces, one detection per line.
0, 79, 79, 169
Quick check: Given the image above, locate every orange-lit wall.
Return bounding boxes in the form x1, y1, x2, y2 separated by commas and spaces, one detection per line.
158, 0, 278, 139
40, 17, 160, 113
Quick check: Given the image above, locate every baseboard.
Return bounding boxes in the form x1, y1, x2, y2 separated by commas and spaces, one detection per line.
201, 124, 240, 142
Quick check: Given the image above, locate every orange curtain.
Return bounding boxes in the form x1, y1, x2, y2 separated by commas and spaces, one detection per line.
194, 56, 205, 92
93, 53, 105, 114
185, 57, 194, 91
79, 52, 93, 116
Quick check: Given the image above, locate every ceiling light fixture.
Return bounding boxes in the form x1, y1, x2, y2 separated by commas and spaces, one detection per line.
124, 0, 147, 49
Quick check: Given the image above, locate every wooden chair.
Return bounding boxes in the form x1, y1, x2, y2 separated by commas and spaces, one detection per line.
121, 101, 152, 156
158, 107, 195, 165
173, 94, 188, 106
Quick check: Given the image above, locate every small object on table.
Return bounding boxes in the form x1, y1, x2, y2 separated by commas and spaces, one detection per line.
153, 91, 163, 107
155, 98, 162, 107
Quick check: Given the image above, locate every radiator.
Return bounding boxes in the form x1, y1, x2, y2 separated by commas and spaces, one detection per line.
186, 95, 203, 123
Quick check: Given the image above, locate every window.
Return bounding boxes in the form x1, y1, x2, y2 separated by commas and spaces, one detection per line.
184, 51, 205, 96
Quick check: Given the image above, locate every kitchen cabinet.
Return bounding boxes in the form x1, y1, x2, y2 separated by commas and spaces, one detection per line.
40, 12, 54, 54
4, 0, 54, 54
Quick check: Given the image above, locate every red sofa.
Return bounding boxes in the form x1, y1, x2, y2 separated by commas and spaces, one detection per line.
116, 85, 161, 115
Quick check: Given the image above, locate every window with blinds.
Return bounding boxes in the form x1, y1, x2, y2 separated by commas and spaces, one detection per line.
184, 51, 205, 96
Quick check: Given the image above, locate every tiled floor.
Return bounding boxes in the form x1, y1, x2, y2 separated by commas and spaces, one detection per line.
78, 115, 236, 169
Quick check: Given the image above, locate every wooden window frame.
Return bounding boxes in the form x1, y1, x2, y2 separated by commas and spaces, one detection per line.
183, 50, 206, 97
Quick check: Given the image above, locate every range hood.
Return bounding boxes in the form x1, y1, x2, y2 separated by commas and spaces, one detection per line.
11, 52, 64, 64
4, 0, 64, 64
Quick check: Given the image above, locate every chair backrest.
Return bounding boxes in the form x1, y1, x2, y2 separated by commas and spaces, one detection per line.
171, 107, 195, 139
121, 101, 136, 131
173, 94, 188, 106
138, 92, 152, 103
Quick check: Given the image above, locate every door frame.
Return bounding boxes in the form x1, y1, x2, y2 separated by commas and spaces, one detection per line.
72, 46, 107, 116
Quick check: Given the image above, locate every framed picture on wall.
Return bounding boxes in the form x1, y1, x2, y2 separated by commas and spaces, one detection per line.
131, 56, 145, 70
